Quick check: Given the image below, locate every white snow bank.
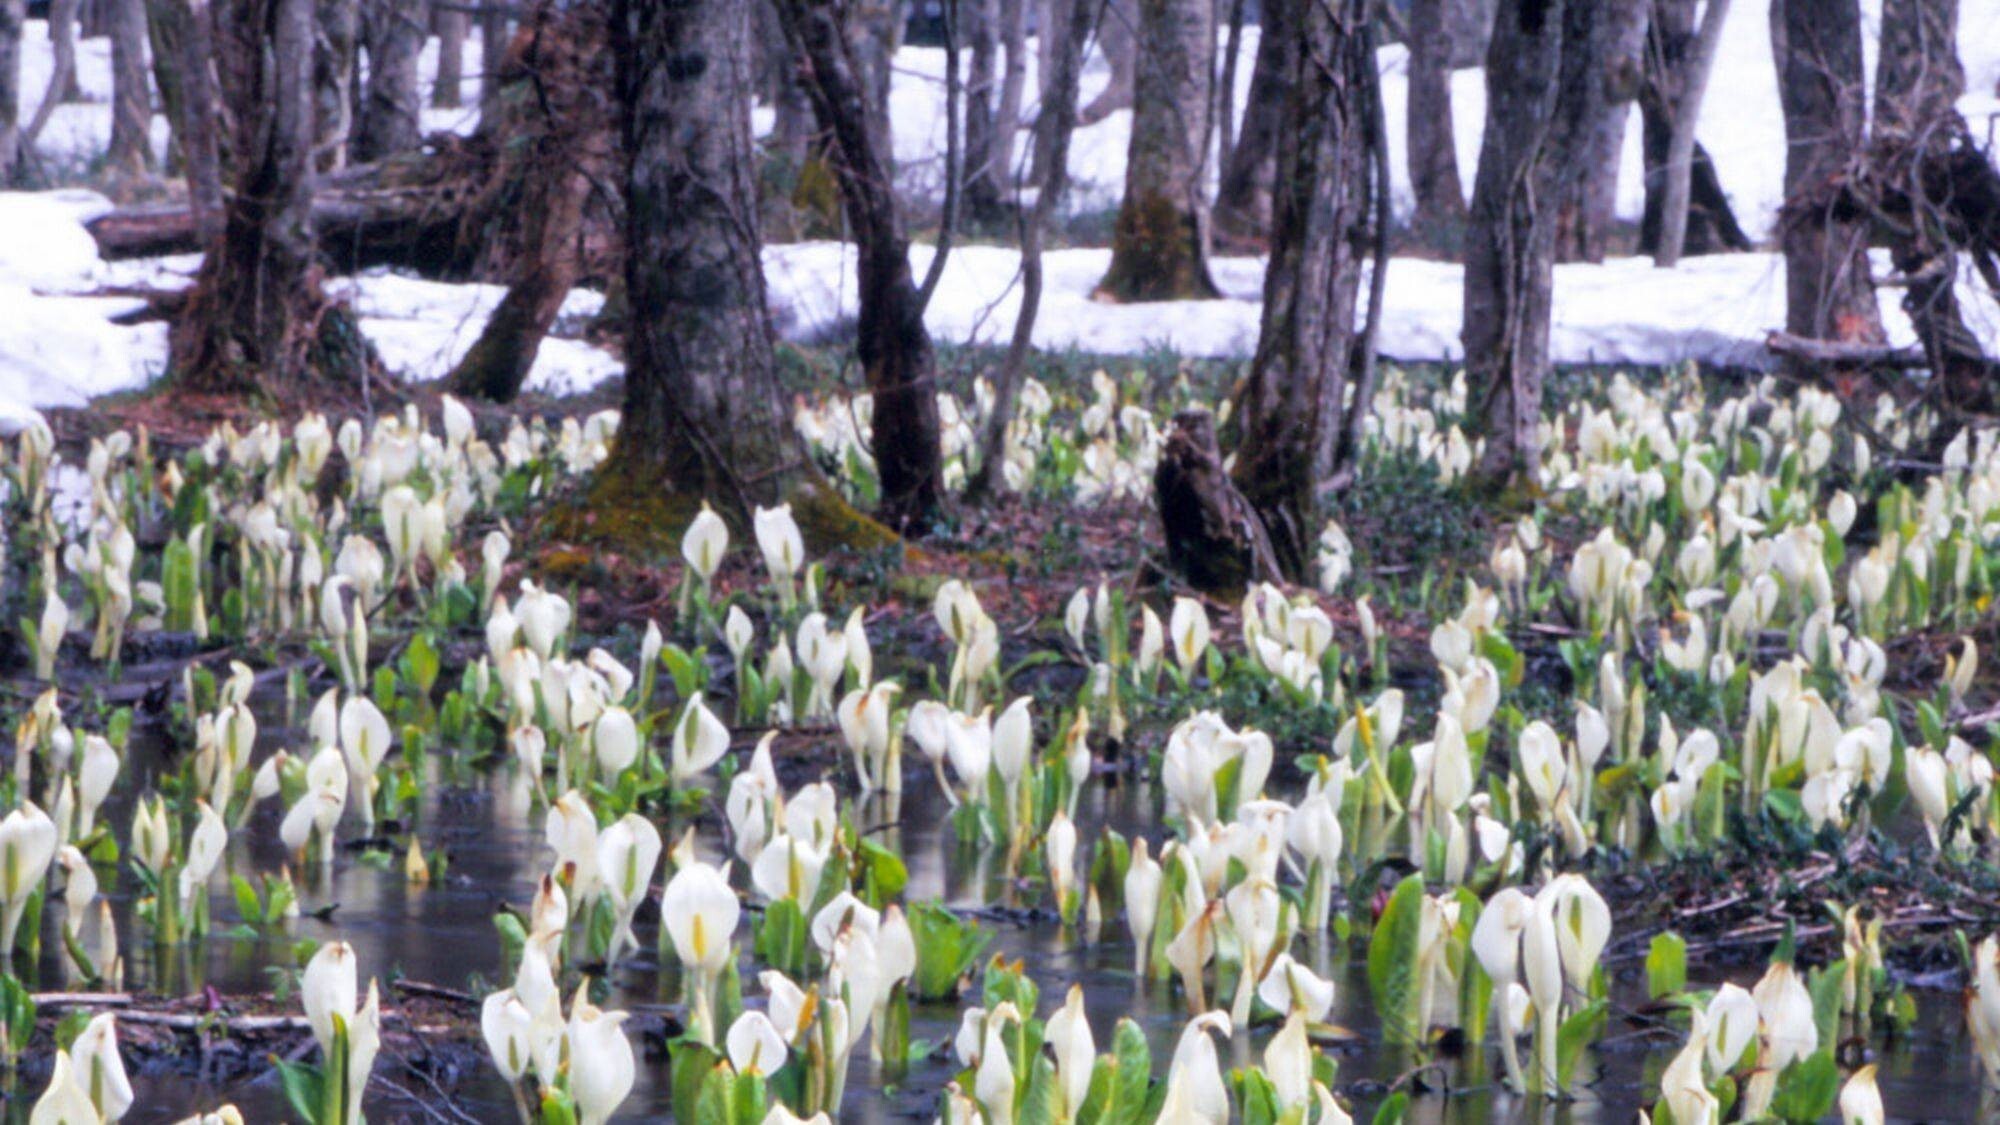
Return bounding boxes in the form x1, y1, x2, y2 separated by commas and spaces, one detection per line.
763, 241, 2000, 370
327, 273, 619, 396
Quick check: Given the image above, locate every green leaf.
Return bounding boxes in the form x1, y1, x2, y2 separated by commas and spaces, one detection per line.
1767, 1052, 1840, 1123
274, 1058, 325, 1123
1555, 999, 1607, 1090
1020, 1054, 1061, 1125
671, 1041, 724, 1125
1646, 932, 1687, 1000
857, 838, 909, 907
1366, 874, 1427, 1045
1371, 1091, 1410, 1125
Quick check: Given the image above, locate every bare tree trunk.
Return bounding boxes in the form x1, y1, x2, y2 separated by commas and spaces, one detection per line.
605, 0, 808, 515
0, 0, 19, 186
106, 0, 153, 184
355, 0, 427, 162
1770, 0, 1882, 387
1872, 0, 1999, 410
1407, 0, 1467, 234
776, 0, 946, 532
314, 0, 358, 170
1229, 0, 1373, 575
1158, 409, 1280, 595
1213, 0, 1286, 246
1098, 0, 1218, 301
1214, 0, 1244, 173
1079, 0, 1135, 125
1637, 0, 1748, 256
480, 6, 510, 118
434, 3, 467, 108
988, 0, 1027, 200
149, 0, 222, 237
447, 0, 610, 403
1653, 0, 1727, 265
969, 0, 1093, 498
172, 0, 374, 396
1031, 0, 1069, 182
964, 0, 999, 211
1550, 0, 1646, 264
1464, 0, 1567, 489
27, 0, 82, 155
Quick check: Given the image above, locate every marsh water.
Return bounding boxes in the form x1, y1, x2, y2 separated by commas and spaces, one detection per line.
7, 672, 1993, 1125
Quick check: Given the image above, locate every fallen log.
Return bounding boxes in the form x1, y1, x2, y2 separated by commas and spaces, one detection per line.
1763, 330, 1927, 369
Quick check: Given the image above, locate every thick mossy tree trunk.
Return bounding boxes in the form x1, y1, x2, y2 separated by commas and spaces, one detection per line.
1463, 0, 1567, 490
1873, 0, 2000, 410
105, 0, 152, 184
1097, 0, 1219, 300
1212, 0, 1287, 246
1550, 0, 1646, 264
605, 0, 801, 513
170, 0, 372, 396
355, 0, 427, 162
446, 0, 611, 403
776, 0, 946, 533
1407, 0, 1467, 234
1638, 0, 1750, 258
0, 0, 23, 186
1770, 0, 1883, 386
1228, 0, 1373, 577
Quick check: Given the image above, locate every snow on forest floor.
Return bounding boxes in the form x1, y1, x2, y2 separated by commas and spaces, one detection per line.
4, 5, 2000, 432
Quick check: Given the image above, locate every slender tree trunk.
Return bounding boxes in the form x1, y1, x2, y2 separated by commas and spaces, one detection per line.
49, 0, 81, 104
1550, 0, 1646, 263
1031, 0, 1069, 182
1098, 0, 1218, 300
964, 0, 999, 211
1653, 0, 1727, 265
434, 3, 467, 108
988, 0, 1027, 200
355, 0, 427, 162
1213, 0, 1287, 246
1407, 0, 1467, 233
775, 0, 946, 532
1872, 0, 1998, 410
1214, 0, 1244, 173
447, 0, 610, 403
172, 0, 373, 395
1464, 0, 1567, 489
605, 0, 806, 514
314, 0, 358, 170
480, 6, 510, 118
106, 0, 153, 183
27, 0, 82, 155
1770, 0, 1882, 387
1079, 0, 1136, 125
1637, 0, 1748, 256
0, 0, 19, 186
1229, 0, 1373, 575
969, 0, 1093, 498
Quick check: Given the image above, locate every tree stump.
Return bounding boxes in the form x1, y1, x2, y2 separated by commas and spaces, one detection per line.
1154, 410, 1280, 597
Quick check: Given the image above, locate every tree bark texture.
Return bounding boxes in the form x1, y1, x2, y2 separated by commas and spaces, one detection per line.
1651, 0, 1728, 265
1871, 0, 2000, 410
1098, 0, 1218, 300
434, 3, 466, 108
25, 0, 82, 159
1158, 409, 1281, 596
446, 0, 612, 403
1213, 0, 1287, 246
171, 0, 373, 395
1463, 0, 1566, 488
480, 7, 509, 117
106, 0, 153, 182
1229, 0, 1374, 577
1637, 0, 1749, 256
776, 0, 946, 532
355, 0, 427, 162
1550, 0, 1646, 264
314, 0, 358, 170
1407, 0, 1467, 232
1079, 0, 1136, 125
1770, 0, 1883, 386
147, 0, 223, 237
0, 0, 19, 186
606, 0, 802, 511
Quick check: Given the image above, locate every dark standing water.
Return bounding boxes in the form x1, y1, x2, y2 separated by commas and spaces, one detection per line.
9, 691, 1994, 1124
